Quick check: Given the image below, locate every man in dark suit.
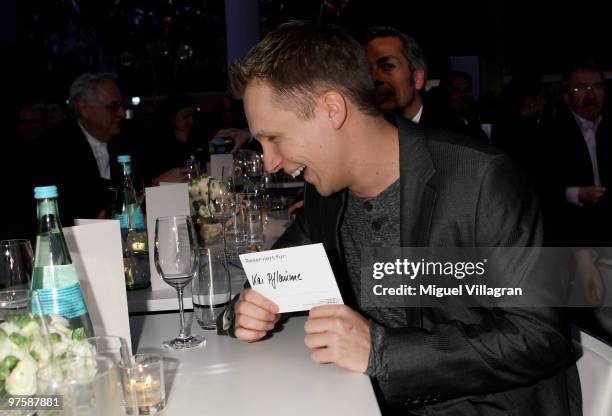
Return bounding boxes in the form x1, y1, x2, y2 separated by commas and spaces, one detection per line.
546, 60, 612, 334
548, 60, 611, 246
225, 21, 580, 415
35, 72, 132, 226
361, 26, 431, 125
361, 27, 489, 143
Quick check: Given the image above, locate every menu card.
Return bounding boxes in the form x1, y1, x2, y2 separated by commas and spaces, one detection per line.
65, 220, 132, 349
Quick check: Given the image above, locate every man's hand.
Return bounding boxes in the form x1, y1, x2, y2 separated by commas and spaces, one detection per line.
578, 186, 607, 204
213, 128, 251, 153
575, 250, 605, 306
234, 289, 280, 342
304, 305, 371, 373
152, 167, 189, 186
288, 200, 304, 219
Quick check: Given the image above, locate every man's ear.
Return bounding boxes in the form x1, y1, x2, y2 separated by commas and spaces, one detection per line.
413, 68, 426, 91
322, 91, 347, 130
76, 100, 89, 119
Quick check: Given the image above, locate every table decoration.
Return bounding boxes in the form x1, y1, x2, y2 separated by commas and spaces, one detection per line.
188, 174, 223, 246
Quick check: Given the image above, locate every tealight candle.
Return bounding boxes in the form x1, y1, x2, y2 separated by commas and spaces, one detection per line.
122, 354, 166, 414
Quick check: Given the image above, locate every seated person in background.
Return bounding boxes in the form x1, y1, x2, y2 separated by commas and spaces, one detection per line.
427, 70, 489, 141
491, 74, 548, 182
361, 26, 430, 125
0, 100, 46, 241
17, 101, 45, 142
35, 72, 136, 226
227, 21, 579, 415
145, 94, 203, 185
43, 97, 68, 128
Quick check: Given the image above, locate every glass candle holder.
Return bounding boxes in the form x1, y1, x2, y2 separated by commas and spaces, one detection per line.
120, 354, 166, 415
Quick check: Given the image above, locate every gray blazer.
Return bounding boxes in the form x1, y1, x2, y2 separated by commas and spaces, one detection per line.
274, 118, 581, 415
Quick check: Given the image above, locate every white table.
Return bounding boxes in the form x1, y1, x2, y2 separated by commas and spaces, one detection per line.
130, 313, 381, 416
128, 216, 290, 314
574, 328, 612, 416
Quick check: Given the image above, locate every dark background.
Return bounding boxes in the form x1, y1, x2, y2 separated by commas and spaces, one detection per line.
1, 0, 609, 104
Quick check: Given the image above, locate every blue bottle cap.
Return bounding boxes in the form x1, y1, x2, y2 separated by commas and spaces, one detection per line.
34, 186, 58, 199
117, 155, 131, 163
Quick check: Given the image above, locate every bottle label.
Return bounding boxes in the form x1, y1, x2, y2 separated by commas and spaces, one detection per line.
31, 263, 88, 319
32, 283, 88, 319
115, 204, 145, 230
33, 264, 80, 287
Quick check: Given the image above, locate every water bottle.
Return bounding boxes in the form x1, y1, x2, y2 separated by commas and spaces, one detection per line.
31, 185, 94, 337
115, 155, 151, 290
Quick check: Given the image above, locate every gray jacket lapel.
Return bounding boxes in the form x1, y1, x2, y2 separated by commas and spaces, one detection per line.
398, 118, 437, 247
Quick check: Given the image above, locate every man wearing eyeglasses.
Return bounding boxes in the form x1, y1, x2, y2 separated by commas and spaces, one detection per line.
35, 72, 134, 226
545, 60, 611, 309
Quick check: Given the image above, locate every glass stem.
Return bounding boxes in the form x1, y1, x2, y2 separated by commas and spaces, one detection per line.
221, 221, 228, 258
177, 287, 187, 339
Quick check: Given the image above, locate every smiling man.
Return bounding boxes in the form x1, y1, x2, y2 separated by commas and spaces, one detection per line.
227, 21, 580, 415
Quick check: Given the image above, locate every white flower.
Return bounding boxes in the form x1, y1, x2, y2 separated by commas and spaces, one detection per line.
0, 322, 20, 335
49, 315, 70, 328
6, 355, 37, 395
209, 180, 221, 201
0, 338, 27, 361
30, 339, 51, 365
19, 320, 41, 339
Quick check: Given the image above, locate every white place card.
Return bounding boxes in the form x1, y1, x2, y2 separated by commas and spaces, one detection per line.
64, 220, 132, 352
210, 154, 234, 179
239, 243, 343, 313
145, 183, 191, 291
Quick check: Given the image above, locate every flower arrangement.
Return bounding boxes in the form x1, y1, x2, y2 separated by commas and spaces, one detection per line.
188, 174, 222, 243
0, 314, 93, 397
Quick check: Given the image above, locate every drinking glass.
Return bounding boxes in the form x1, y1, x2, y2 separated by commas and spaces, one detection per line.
0, 290, 49, 414
244, 151, 264, 180
208, 177, 236, 256
192, 247, 231, 330
154, 215, 205, 349
0, 289, 46, 326
37, 356, 128, 416
70, 335, 131, 365
69, 336, 136, 415
225, 203, 247, 258
245, 199, 265, 251
0, 239, 34, 290
185, 155, 201, 181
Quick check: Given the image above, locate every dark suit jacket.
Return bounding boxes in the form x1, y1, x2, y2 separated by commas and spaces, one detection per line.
275, 118, 581, 415
34, 119, 134, 226
546, 109, 612, 246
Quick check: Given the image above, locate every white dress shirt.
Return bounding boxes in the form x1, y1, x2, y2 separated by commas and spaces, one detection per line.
565, 111, 602, 205
78, 122, 111, 180
412, 105, 424, 124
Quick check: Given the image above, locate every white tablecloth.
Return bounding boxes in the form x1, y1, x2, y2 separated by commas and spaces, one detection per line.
130, 313, 381, 416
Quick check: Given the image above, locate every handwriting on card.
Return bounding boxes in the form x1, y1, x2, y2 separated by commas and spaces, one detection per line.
239, 243, 343, 313
250, 270, 302, 289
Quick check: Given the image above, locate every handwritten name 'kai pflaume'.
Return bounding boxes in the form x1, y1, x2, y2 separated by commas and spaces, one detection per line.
250, 270, 302, 289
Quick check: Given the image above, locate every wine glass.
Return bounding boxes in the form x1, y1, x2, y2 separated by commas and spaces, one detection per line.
245, 151, 264, 180
185, 155, 201, 181
208, 177, 236, 256
0, 239, 34, 290
154, 215, 205, 349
